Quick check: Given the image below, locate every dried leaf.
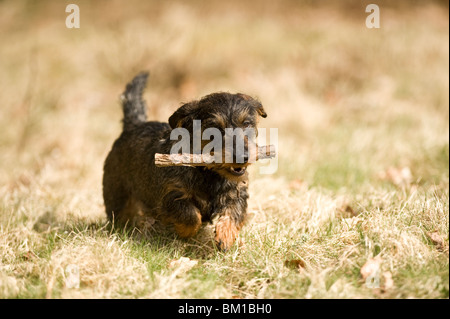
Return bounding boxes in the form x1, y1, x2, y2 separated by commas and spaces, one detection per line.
21, 251, 37, 261
426, 231, 446, 252
289, 179, 307, 191
341, 217, 363, 232
360, 256, 382, 281
284, 259, 306, 270
382, 271, 394, 290
337, 203, 357, 218
378, 167, 412, 187
168, 257, 198, 273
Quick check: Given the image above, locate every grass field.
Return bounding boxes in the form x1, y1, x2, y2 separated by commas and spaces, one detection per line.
0, 0, 448, 299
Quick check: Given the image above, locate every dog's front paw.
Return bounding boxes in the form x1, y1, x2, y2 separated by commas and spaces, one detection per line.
214, 215, 239, 252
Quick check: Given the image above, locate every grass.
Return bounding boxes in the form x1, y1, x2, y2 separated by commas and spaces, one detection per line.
0, 0, 448, 298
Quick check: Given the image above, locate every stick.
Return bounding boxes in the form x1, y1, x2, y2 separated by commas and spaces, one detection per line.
154, 145, 276, 167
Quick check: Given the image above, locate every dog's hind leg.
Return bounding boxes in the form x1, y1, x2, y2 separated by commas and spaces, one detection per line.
161, 193, 202, 238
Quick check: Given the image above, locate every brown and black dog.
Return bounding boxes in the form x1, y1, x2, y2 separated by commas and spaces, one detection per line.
103, 72, 267, 251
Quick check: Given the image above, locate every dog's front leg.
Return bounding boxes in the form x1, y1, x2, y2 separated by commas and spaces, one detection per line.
214, 207, 246, 252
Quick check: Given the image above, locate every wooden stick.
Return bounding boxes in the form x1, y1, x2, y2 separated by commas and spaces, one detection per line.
154, 145, 276, 167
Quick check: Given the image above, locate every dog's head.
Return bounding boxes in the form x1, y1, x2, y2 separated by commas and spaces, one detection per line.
169, 92, 267, 180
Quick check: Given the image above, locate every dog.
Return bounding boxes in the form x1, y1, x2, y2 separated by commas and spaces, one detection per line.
102, 72, 267, 251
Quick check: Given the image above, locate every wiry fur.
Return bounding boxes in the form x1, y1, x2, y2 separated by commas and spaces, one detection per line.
103, 72, 267, 251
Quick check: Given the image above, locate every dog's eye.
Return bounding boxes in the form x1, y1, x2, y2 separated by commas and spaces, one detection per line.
242, 121, 252, 128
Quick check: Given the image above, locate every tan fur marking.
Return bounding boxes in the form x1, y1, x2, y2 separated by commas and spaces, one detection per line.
215, 215, 241, 251
174, 210, 202, 238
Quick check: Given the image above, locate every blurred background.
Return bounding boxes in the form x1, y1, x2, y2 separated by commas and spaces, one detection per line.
0, 0, 448, 194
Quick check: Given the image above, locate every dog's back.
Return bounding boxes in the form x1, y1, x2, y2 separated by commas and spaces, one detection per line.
103, 73, 171, 225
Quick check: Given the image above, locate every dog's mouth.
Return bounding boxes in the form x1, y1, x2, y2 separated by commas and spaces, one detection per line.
210, 163, 250, 179
228, 166, 247, 176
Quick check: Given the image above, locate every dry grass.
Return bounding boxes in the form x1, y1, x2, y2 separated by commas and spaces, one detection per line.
0, 0, 448, 298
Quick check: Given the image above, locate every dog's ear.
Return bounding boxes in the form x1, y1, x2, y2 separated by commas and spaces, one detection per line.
169, 101, 198, 129
254, 102, 267, 118
237, 93, 267, 118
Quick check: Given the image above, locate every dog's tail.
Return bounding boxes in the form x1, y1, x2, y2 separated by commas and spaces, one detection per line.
120, 71, 149, 131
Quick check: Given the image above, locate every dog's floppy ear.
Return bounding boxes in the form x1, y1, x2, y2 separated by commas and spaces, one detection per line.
169, 101, 198, 129
237, 93, 267, 118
